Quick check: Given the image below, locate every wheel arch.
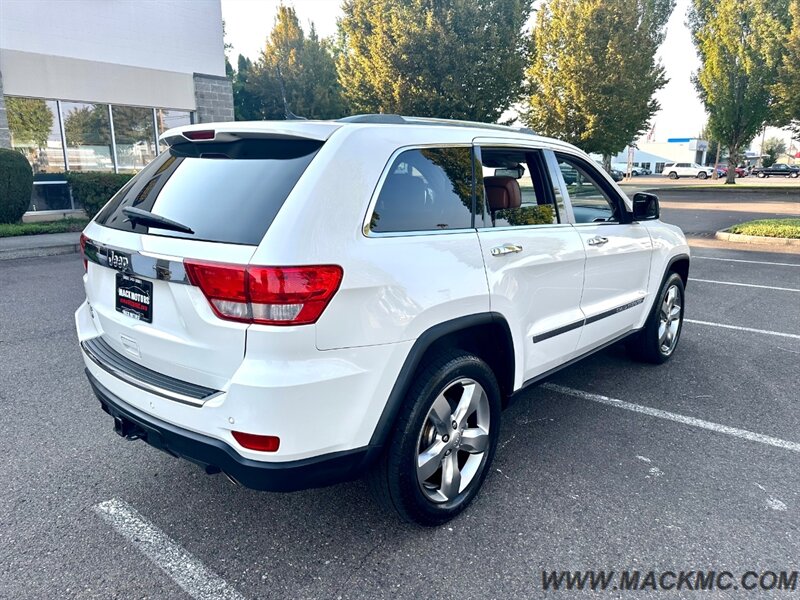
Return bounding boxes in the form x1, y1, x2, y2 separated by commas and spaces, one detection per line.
367, 313, 515, 449
667, 254, 690, 288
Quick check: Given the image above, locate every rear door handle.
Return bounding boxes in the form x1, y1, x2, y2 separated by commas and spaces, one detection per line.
490, 243, 523, 256
586, 236, 609, 246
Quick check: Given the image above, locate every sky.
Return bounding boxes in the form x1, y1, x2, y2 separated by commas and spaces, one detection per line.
221, 0, 793, 151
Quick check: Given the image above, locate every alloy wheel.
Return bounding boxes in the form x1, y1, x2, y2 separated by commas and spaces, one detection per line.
416, 378, 490, 503
658, 284, 682, 355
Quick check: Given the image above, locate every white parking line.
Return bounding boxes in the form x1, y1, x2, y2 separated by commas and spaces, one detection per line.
685, 318, 800, 340
693, 256, 800, 268
95, 499, 245, 600
542, 383, 800, 454
689, 278, 800, 292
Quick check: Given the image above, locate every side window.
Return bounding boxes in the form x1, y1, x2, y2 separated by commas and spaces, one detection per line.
370, 147, 473, 233
555, 153, 620, 224
478, 147, 559, 228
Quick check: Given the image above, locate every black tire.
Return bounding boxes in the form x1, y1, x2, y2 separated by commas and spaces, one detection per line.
757, 172, 766, 178
698, 171, 708, 180
367, 349, 501, 526
627, 272, 685, 364
668, 171, 678, 179
791, 172, 799, 178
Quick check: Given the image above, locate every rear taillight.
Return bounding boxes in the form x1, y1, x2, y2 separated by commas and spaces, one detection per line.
184, 261, 343, 326
80, 233, 88, 271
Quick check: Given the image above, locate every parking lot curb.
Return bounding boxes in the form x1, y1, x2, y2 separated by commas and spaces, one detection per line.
714, 230, 800, 246
0, 242, 81, 261
638, 185, 800, 194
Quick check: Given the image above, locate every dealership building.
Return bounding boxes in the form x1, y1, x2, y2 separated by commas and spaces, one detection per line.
0, 0, 233, 214
610, 138, 710, 174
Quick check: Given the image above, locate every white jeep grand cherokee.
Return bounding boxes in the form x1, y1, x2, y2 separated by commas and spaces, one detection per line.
76, 115, 689, 525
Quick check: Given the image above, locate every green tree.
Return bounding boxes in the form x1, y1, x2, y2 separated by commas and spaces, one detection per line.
773, 0, 800, 136
699, 123, 727, 169
63, 105, 111, 146
523, 0, 674, 165
6, 97, 53, 148
337, 0, 531, 122
690, 0, 789, 183
246, 6, 346, 119
762, 136, 787, 166
232, 54, 262, 120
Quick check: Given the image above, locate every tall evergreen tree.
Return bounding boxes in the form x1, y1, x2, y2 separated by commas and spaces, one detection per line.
690, 0, 788, 182
232, 55, 262, 120
245, 6, 346, 120
337, 0, 532, 122
523, 0, 674, 164
773, 0, 800, 137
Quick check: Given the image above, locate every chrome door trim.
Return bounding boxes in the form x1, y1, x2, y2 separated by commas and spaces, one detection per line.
490, 243, 523, 256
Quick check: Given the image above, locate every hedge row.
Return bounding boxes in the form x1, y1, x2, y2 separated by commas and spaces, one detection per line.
67, 172, 134, 218
0, 148, 34, 224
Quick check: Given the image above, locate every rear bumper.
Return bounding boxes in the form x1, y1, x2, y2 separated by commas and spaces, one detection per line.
86, 369, 376, 492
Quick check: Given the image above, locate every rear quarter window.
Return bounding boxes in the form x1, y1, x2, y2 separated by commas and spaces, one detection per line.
96, 138, 323, 245
369, 147, 474, 233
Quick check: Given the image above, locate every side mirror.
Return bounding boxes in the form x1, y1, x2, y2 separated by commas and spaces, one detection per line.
632, 192, 659, 221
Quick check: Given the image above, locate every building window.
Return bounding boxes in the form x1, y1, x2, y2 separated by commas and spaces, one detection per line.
6, 97, 65, 173
641, 162, 651, 170
112, 105, 157, 172
156, 109, 192, 152
29, 176, 73, 212
62, 102, 114, 172
655, 162, 665, 174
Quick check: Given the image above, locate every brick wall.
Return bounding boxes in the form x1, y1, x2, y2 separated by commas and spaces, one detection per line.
193, 73, 234, 123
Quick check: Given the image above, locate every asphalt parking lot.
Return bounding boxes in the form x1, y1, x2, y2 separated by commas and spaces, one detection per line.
1, 193, 798, 599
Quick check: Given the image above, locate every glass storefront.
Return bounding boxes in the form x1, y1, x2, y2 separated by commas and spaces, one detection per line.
5, 96, 193, 211
62, 101, 114, 172
157, 108, 192, 152
113, 105, 157, 172
6, 98, 65, 174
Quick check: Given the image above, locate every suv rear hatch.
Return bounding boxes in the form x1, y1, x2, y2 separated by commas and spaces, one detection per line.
82, 126, 334, 391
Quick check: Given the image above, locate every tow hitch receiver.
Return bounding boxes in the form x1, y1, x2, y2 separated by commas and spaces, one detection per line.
114, 416, 144, 440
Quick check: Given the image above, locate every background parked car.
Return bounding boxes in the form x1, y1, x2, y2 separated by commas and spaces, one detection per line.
608, 167, 624, 181
596, 161, 624, 181
611, 163, 644, 176
716, 165, 747, 178
663, 162, 715, 179
751, 163, 800, 178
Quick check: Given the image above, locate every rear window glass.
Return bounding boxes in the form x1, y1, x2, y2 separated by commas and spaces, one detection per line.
96, 138, 323, 245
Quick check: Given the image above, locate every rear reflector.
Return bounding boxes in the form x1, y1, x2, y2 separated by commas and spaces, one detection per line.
80, 233, 88, 271
184, 261, 343, 326
232, 431, 280, 452
183, 129, 215, 141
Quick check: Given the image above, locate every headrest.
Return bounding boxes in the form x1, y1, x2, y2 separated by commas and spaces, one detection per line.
484, 176, 521, 211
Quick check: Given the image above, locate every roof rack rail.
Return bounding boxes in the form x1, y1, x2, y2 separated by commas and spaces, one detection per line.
337, 114, 536, 135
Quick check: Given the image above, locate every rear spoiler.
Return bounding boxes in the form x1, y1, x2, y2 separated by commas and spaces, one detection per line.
160, 122, 341, 147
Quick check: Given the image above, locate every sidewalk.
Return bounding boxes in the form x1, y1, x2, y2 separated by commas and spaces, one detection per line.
0, 232, 82, 261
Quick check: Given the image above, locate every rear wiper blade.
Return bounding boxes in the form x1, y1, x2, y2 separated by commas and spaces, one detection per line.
122, 207, 194, 234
